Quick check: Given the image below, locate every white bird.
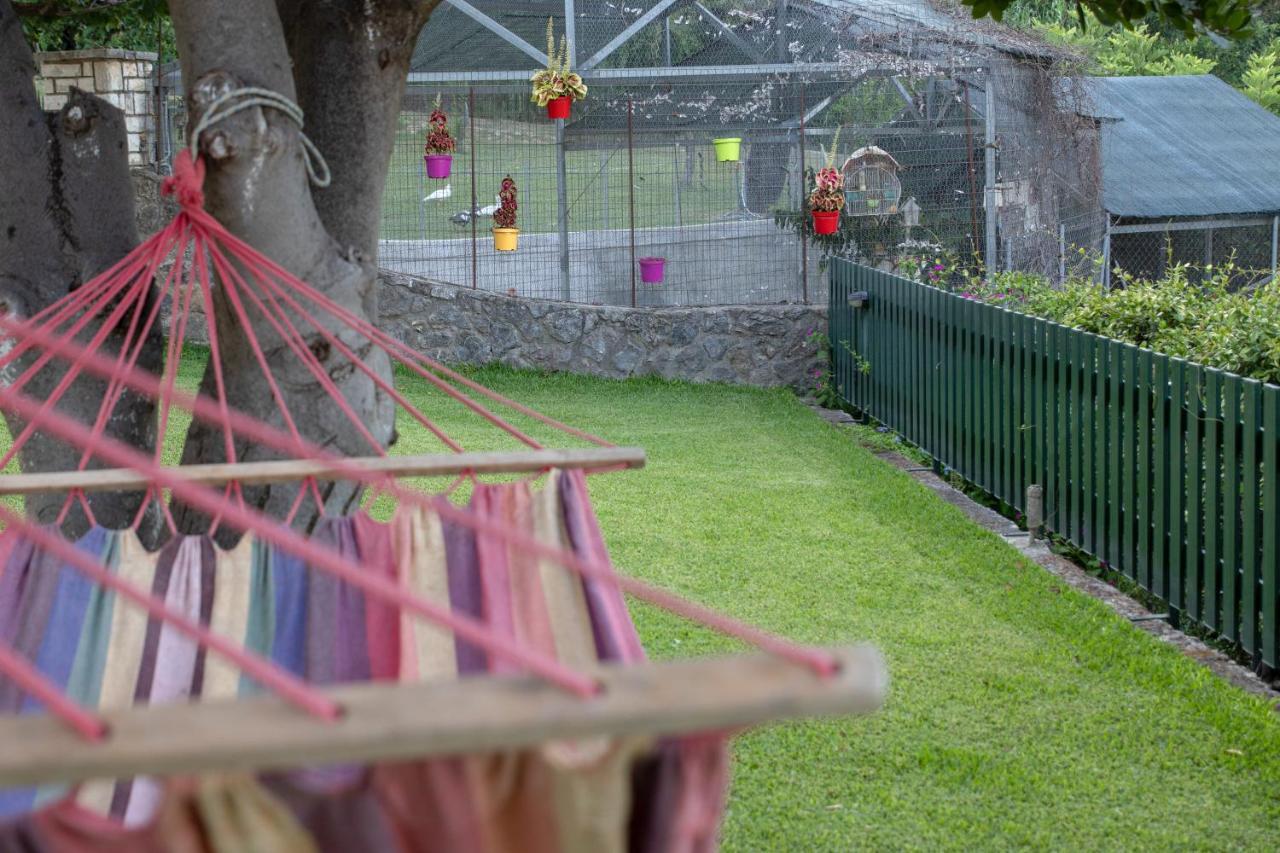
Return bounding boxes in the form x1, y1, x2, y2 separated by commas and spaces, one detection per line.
476, 195, 501, 217
423, 184, 452, 202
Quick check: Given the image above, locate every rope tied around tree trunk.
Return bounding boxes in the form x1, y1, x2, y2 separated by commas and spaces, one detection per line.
186, 86, 332, 189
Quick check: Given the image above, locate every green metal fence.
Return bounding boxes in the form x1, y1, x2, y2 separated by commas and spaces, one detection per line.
830, 259, 1280, 668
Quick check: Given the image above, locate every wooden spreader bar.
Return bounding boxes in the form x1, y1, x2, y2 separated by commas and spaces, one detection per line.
0, 645, 885, 788
0, 447, 646, 496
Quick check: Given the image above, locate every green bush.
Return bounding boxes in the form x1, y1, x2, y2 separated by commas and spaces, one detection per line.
932, 262, 1280, 386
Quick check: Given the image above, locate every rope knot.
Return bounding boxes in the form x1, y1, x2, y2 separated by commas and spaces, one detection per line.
162, 150, 206, 211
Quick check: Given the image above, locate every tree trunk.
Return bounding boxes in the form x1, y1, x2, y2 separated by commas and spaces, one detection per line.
0, 1, 162, 540
166, 0, 436, 538
1, 0, 440, 541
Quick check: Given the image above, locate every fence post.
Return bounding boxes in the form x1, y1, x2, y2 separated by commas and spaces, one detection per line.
799, 85, 808, 304
1102, 216, 1112, 289
672, 144, 683, 227
1271, 215, 1277, 280
628, 98, 636, 308
469, 87, 478, 291
1058, 223, 1066, 284
982, 76, 998, 275
1027, 484, 1044, 541
555, 119, 572, 301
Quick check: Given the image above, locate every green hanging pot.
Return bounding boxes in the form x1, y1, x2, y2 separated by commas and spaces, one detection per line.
713, 137, 741, 162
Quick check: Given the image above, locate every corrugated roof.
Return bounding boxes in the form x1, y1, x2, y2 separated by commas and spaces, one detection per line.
1084, 75, 1280, 218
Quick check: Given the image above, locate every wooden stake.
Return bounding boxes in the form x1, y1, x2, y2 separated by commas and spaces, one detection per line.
0, 447, 645, 496
0, 645, 885, 787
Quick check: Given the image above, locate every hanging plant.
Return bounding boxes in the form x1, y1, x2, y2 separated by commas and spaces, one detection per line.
423, 95, 455, 179
492, 175, 519, 251
808, 127, 844, 235
530, 18, 588, 120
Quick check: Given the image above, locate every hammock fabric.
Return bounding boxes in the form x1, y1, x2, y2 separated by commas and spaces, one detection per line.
0, 118, 868, 851
0, 471, 726, 851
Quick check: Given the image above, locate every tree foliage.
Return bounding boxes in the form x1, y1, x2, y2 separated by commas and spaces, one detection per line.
1241, 47, 1280, 110
17, 0, 172, 53
1039, 19, 1217, 73
966, 0, 1256, 39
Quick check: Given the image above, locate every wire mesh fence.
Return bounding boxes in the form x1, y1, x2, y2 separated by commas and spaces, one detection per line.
155, 70, 1007, 307
147, 26, 1276, 309
380, 82, 814, 306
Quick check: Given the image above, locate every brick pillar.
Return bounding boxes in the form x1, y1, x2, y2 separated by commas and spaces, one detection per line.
35, 49, 158, 167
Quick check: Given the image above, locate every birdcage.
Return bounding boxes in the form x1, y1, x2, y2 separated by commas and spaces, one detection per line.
842, 146, 902, 217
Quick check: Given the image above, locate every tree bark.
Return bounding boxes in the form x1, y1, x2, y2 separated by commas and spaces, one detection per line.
166, 0, 441, 536
0, 0, 161, 539
277, 0, 441, 264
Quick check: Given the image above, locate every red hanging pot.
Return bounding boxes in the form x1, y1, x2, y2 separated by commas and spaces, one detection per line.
546, 97, 572, 120
811, 210, 840, 235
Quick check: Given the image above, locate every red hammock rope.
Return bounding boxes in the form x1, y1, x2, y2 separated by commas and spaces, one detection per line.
0, 146, 839, 741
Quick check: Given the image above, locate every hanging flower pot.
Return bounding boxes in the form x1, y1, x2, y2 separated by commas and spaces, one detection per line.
492, 175, 519, 251
424, 154, 452, 179
807, 128, 844, 237
638, 256, 666, 283
531, 19, 588, 122
546, 96, 572, 120
811, 210, 840, 235
713, 137, 741, 162
423, 97, 456, 180
493, 227, 519, 252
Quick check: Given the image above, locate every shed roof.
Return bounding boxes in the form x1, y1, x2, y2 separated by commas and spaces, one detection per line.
1081, 75, 1280, 218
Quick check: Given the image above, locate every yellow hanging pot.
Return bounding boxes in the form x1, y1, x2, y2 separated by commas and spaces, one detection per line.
493, 227, 519, 252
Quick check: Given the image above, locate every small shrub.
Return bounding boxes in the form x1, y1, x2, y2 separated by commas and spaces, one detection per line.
939, 262, 1280, 385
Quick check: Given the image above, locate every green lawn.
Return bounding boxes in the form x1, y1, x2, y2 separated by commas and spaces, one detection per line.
380, 115, 747, 240
382, 365, 1280, 850
14, 358, 1280, 848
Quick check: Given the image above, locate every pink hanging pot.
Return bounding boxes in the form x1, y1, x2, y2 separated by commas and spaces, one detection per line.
424, 154, 452, 179
638, 257, 666, 283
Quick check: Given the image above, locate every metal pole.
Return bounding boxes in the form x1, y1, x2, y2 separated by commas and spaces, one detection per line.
1058, 223, 1066, 283
983, 77, 998, 276
1272, 215, 1278, 279
1203, 227, 1213, 268
775, 0, 788, 60
962, 85, 980, 261
672, 144, 682, 227
1102, 216, 1112, 289
663, 15, 672, 66
556, 119, 571, 301
564, 0, 577, 67
601, 148, 610, 229
798, 86, 808, 304
628, 99, 637, 308
469, 87, 478, 291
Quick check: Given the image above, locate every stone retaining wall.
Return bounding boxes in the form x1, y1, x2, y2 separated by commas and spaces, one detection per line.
131, 172, 826, 389
378, 271, 825, 388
